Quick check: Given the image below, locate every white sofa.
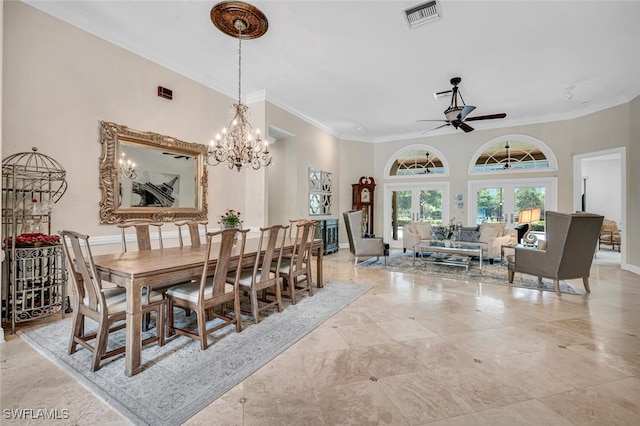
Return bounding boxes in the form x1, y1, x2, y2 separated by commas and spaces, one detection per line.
402, 221, 517, 263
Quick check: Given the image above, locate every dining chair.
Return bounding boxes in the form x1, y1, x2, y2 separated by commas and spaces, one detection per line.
174, 219, 209, 248
275, 220, 316, 305
286, 219, 306, 239
118, 219, 172, 328
165, 228, 249, 350
59, 230, 166, 372
117, 219, 164, 252
228, 224, 287, 323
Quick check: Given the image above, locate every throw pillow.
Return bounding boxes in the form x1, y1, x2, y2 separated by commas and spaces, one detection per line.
458, 229, 480, 243
416, 223, 432, 239
479, 222, 506, 237
479, 226, 500, 243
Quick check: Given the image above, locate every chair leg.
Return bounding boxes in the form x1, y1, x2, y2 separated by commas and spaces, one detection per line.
553, 280, 561, 296
290, 278, 298, 305
354, 256, 358, 266
156, 305, 165, 346
583, 277, 591, 293
508, 270, 514, 283
69, 313, 83, 355
275, 279, 283, 312
196, 307, 208, 351
250, 289, 259, 324
92, 320, 110, 372
234, 291, 242, 333
167, 300, 175, 337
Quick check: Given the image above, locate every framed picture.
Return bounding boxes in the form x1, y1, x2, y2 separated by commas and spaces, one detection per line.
309, 167, 332, 215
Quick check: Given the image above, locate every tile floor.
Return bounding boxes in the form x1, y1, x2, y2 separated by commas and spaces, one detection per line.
1, 249, 639, 425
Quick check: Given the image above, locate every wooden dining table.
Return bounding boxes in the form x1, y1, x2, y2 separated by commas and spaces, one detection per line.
92, 236, 324, 376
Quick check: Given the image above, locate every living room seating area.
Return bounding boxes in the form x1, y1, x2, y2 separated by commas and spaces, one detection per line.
403, 221, 517, 264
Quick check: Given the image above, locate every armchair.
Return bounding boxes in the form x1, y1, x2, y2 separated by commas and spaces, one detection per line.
402, 222, 432, 253
599, 219, 621, 252
343, 210, 389, 265
507, 211, 603, 296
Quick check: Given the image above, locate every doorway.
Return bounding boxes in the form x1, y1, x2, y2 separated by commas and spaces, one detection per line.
383, 182, 450, 248
573, 147, 625, 267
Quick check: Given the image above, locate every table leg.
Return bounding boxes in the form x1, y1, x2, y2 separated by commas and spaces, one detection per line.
479, 248, 483, 269
125, 282, 143, 376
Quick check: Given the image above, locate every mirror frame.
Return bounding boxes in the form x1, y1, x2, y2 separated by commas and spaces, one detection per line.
99, 121, 208, 224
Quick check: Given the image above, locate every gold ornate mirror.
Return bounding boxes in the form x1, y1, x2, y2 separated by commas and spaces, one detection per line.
99, 121, 208, 224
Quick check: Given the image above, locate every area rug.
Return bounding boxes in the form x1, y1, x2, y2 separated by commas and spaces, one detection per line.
19, 281, 371, 426
359, 252, 580, 295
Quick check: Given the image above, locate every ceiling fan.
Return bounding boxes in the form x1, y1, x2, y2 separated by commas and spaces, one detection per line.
418, 77, 507, 133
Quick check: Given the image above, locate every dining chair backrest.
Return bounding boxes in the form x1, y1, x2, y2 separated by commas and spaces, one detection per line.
174, 219, 208, 248
59, 230, 107, 314
200, 228, 249, 302
287, 219, 307, 239
251, 224, 288, 286
117, 220, 164, 252
291, 220, 316, 270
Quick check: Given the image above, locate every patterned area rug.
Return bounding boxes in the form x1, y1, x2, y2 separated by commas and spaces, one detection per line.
359, 252, 580, 295
19, 281, 371, 426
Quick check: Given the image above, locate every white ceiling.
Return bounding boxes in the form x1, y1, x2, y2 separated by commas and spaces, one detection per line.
24, 0, 640, 142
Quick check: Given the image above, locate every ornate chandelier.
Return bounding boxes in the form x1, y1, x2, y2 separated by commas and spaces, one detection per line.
208, 1, 271, 172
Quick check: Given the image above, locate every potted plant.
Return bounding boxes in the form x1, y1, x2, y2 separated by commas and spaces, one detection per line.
219, 209, 243, 229
436, 218, 457, 247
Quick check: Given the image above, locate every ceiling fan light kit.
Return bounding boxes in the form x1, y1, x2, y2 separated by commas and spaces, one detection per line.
419, 77, 507, 134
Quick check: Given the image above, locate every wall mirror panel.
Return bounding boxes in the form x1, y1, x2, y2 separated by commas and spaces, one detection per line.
99, 121, 208, 223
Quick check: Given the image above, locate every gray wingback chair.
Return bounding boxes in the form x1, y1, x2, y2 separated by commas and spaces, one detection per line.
343, 210, 389, 265
507, 211, 604, 296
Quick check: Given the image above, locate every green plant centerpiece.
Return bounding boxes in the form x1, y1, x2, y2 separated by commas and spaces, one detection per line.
436, 218, 457, 247
219, 209, 243, 229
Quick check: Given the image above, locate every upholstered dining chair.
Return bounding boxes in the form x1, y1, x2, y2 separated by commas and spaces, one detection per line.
507, 211, 604, 296
165, 228, 249, 350
174, 219, 208, 248
60, 230, 166, 372
228, 224, 287, 323
117, 220, 164, 252
274, 220, 316, 305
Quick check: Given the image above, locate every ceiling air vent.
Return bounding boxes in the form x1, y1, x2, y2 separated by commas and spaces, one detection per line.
404, 1, 441, 29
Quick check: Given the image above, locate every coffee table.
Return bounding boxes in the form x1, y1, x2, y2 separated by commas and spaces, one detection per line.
413, 241, 483, 271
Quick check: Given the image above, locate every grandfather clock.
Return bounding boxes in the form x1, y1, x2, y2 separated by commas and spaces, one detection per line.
352, 176, 376, 237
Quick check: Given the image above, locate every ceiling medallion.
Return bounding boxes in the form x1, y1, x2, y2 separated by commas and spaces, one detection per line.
210, 1, 268, 40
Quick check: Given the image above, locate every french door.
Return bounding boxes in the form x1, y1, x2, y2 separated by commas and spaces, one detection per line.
468, 178, 557, 229
384, 182, 450, 247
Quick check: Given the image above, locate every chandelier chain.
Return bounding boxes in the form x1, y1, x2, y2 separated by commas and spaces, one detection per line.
207, 11, 272, 172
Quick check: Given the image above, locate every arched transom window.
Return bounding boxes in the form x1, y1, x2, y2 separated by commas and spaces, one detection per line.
389, 148, 447, 176
470, 134, 557, 174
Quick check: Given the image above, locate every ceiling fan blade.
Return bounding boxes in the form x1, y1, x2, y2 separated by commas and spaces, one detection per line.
465, 113, 507, 122
459, 122, 474, 133
422, 123, 450, 134
417, 119, 448, 123
459, 105, 476, 120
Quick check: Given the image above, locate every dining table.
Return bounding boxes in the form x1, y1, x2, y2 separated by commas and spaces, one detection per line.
92, 236, 324, 376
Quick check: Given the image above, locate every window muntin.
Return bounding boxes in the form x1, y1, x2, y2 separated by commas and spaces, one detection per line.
390, 149, 445, 176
